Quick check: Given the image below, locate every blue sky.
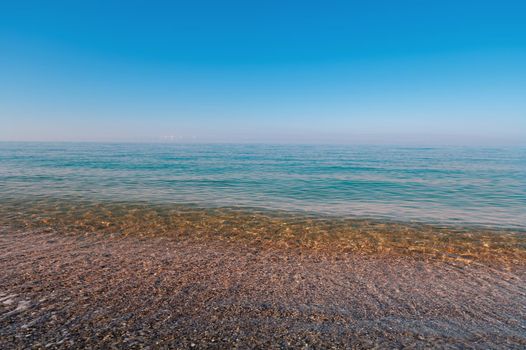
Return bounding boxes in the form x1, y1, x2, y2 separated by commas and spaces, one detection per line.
1, 1, 525, 144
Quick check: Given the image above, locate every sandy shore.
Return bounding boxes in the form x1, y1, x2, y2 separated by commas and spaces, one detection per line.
1, 229, 525, 349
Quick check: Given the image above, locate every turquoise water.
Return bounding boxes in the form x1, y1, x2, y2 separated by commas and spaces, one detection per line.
1, 142, 525, 229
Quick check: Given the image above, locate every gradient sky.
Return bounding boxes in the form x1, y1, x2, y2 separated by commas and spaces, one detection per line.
1, 1, 525, 144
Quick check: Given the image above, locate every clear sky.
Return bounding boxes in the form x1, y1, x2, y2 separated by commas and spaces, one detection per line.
1, 1, 525, 144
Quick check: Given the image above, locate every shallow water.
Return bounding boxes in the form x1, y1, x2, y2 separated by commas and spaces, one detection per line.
1, 142, 525, 228
1, 142, 526, 262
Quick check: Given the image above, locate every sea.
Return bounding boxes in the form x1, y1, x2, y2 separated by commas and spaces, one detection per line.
0, 142, 525, 231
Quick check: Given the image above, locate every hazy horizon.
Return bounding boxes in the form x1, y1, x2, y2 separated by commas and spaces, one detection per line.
1, 135, 525, 147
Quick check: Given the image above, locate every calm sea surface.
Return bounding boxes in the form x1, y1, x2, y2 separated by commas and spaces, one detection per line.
1, 142, 525, 229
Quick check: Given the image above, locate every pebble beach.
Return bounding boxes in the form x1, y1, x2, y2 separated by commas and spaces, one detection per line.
1, 225, 525, 349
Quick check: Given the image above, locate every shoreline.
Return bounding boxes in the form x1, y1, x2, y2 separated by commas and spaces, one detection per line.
1, 201, 525, 265
1, 229, 526, 348
2, 198, 526, 231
